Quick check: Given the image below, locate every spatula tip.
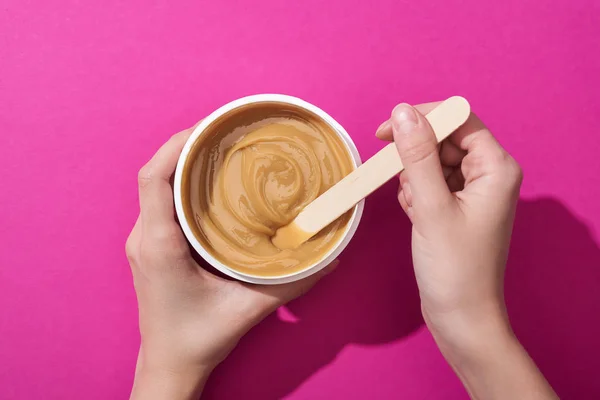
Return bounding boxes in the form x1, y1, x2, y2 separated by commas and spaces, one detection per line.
447, 96, 471, 117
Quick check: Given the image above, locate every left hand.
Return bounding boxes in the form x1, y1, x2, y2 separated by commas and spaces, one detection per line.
126, 125, 337, 399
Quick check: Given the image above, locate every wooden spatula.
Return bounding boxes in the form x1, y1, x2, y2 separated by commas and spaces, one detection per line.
272, 96, 471, 250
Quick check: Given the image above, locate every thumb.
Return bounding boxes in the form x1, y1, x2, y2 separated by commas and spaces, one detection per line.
391, 104, 452, 214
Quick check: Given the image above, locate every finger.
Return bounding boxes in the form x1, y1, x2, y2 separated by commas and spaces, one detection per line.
248, 260, 340, 311
391, 104, 453, 215
439, 140, 466, 167
446, 113, 523, 194
379, 103, 521, 196
406, 107, 492, 153
445, 112, 491, 151
125, 215, 142, 268
397, 183, 413, 221
398, 171, 413, 205
380, 124, 467, 168
138, 128, 193, 233
378, 110, 508, 172
439, 166, 464, 192
375, 102, 441, 141
446, 168, 465, 192
442, 166, 453, 180
375, 120, 392, 140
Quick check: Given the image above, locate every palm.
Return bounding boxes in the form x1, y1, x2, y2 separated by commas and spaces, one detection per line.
128, 126, 334, 372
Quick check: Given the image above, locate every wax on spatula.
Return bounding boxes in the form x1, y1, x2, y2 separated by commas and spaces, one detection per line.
271, 96, 471, 250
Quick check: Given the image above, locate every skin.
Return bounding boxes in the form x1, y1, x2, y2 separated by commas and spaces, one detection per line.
127, 103, 558, 400
126, 126, 338, 399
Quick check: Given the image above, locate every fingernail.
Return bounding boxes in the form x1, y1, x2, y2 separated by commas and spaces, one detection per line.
391, 104, 418, 134
376, 120, 391, 136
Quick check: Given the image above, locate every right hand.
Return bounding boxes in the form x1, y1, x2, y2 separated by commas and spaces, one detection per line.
378, 102, 557, 400
375, 102, 523, 347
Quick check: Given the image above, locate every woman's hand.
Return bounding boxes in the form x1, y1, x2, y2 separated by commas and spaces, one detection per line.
377, 103, 522, 341
126, 126, 336, 400
377, 103, 556, 399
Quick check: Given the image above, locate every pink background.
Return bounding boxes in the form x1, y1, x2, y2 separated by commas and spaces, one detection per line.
2, 1, 599, 399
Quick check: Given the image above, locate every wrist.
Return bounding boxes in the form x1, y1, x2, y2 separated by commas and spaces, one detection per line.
130, 354, 213, 400
424, 300, 513, 361
426, 306, 558, 399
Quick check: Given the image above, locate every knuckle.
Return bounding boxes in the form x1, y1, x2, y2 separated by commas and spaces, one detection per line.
139, 242, 168, 264
505, 157, 523, 187
141, 226, 190, 261
489, 151, 523, 189
486, 148, 508, 169
149, 225, 180, 243
397, 192, 408, 210
137, 165, 153, 188
125, 235, 138, 262
399, 139, 437, 165
461, 151, 483, 175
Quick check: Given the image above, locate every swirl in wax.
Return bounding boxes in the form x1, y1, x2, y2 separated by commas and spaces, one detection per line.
184, 106, 355, 277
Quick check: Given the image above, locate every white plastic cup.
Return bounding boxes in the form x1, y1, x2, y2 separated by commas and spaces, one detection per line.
174, 94, 364, 284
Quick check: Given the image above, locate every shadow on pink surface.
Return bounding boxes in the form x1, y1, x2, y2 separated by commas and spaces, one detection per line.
200, 189, 600, 399
506, 197, 600, 398
201, 180, 424, 399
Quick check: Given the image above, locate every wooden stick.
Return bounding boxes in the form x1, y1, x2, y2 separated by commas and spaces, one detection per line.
272, 96, 471, 250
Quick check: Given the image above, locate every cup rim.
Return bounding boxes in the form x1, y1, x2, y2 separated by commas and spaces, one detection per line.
173, 94, 364, 284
